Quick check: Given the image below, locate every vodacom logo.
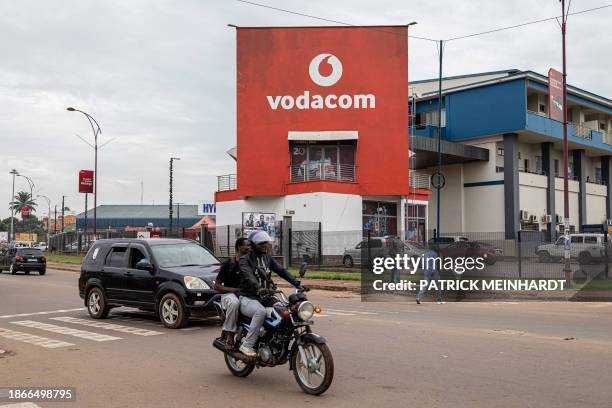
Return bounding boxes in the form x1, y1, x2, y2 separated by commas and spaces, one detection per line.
266, 52, 376, 111
308, 53, 343, 87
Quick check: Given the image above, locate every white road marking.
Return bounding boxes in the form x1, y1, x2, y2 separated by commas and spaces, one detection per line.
10, 321, 121, 342
0, 403, 42, 408
50, 317, 163, 336
0, 308, 85, 319
0, 327, 74, 349
326, 308, 377, 315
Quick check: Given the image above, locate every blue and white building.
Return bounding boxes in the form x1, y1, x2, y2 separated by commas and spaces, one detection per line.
409, 69, 612, 239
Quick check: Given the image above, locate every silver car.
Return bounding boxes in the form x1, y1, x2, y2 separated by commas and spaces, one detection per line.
342, 236, 424, 268
535, 233, 606, 263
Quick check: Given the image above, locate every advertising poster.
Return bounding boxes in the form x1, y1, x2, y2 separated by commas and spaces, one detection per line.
548, 68, 563, 122
242, 212, 276, 239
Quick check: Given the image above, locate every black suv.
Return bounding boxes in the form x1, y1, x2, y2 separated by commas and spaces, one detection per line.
78, 238, 221, 329
0, 247, 46, 275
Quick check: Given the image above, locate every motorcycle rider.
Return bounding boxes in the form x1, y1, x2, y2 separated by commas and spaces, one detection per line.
237, 230, 303, 357
215, 237, 250, 350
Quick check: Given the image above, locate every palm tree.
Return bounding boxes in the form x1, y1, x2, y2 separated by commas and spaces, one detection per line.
9, 191, 37, 216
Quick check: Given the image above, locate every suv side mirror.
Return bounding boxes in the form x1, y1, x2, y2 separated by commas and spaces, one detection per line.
135, 259, 154, 272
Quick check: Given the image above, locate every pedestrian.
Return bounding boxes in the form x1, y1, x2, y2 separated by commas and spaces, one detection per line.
416, 247, 444, 304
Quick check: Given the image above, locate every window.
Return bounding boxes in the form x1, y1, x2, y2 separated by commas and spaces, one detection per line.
129, 248, 147, 269
535, 156, 542, 174
497, 146, 504, 156
570, 236, 583, 244
539, 103, 546, 113
106, 247, 127, 267
363, 201, 397, 237
290, 142, 355, 182
584, 236, 598, 244
595, 167, 602, 184
524, 159, 530, 172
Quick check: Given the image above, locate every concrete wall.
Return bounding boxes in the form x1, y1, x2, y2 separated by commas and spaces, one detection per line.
464, 184, 505, 232
586, 183, 607, 224
554, 179, 580, 229
519, 173, 548, 221
427, 164, 464, 233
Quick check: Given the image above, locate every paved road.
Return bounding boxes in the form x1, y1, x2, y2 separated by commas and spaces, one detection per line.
1, 268, 611, 408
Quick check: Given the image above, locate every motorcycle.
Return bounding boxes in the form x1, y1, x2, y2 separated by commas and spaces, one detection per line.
212, 263, 334, 395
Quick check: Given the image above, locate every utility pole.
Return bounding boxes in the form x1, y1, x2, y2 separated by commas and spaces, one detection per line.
9, 169, 18, 242
54, 205, 57, 234
176, 203, 183, 238
435, 40, 444, 239
169, 157, 180, 236
61, 196, 66, 233
561, 0, 571, 287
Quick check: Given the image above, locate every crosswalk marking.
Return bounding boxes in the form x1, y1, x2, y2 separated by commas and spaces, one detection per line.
0, 327, 74, 349
10, 321, 122, 342
0, 308, 84, 319
50, 317, 163, 336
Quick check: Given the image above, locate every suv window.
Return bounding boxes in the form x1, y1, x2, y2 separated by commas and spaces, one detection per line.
571, 236, 583, 244
16, 249, 43, 257
584, 236, 598, 244
129, 248, 147, 268
106, 247, 128, 267
369, 239, 383, 248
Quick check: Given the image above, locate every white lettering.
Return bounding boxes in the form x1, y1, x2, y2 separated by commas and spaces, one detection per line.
266, 91, 376, 111
325, 94, 337, 109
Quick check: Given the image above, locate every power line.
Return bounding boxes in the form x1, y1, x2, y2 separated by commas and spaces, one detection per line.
236, 0, 612, 44
235, 0, 439, 42
445, 4, 612, 41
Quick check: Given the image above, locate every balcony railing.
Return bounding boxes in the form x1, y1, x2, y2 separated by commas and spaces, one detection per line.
410, 171, 431, 190
571, 122, 594, 140
290, 163, 355, 183
217, 174, 237, 191
604, 130, 612, 146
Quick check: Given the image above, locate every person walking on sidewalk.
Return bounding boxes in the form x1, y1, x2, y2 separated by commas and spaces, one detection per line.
416, 247, 444, 304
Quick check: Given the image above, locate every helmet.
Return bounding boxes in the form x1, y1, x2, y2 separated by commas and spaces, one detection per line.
248, 230, 272, 244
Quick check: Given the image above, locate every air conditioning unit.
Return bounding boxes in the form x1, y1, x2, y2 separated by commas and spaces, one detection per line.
520, 210, 530, 221
541, 214, 552, 223
606, 219, 612, 226
529, 215, 538, 223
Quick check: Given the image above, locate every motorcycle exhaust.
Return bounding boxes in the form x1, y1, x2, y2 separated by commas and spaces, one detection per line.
212, 338, 255, 363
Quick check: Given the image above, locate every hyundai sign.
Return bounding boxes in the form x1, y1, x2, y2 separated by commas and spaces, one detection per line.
198, 201, 216, 216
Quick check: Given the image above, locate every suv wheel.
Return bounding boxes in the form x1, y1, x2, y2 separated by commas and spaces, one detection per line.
578, 251, 592, 265
87, 287, 110, 319
343, 256, 354, 268
159, 293, 188, 329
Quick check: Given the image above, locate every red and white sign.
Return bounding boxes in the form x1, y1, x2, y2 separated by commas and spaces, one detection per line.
79, 170, 94, 194
236, 26, 409, 197
548, 68, 564, 122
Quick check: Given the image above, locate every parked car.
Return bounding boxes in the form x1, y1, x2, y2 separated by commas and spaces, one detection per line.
78, 238, 221, 329
0, 247, 47, 275
440, 241, 502, 265
32, 242, 48, 251
427, 236, 469, 252
342, 236, 407, 267
535, 233, 607, 263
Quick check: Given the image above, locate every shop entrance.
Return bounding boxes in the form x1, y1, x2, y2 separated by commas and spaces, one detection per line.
406, 203, 427, 242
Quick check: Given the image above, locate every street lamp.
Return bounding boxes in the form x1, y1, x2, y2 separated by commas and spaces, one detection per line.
67, 107, 101, 238
9, 169, 18, 242
169, 157, 180, 236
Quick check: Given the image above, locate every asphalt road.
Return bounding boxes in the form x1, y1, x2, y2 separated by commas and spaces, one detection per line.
1, 268, 611, 408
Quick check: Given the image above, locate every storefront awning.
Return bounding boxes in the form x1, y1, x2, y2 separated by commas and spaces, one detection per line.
288, 131, 359, 141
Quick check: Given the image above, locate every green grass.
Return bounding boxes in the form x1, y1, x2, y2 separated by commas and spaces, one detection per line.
45, 253, 84, 265
286, 268, 361, 281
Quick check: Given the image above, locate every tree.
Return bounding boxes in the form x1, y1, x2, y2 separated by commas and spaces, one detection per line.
9, 191, 37, 217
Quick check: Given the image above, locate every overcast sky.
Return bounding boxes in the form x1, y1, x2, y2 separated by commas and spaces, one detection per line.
1, 0, 611, 219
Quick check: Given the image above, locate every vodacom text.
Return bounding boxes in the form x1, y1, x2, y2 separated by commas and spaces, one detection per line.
266, 91, 376, 111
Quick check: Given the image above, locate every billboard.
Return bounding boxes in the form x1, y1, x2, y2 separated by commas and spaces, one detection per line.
79, 170, 94, 194
15, 233, 37, 242
236, 26, 409, 196
548, 68, 563, 122
0, 231, 7, 244
198, 201, 216, 216
242, 212, 277, 239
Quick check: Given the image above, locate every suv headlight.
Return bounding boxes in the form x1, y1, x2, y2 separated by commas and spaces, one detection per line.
296, 301, 315, 321
184, 276, 211, 290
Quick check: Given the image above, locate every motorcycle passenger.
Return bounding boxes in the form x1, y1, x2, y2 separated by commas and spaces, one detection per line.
237, 230, 302, 357
215, 237, 250, 350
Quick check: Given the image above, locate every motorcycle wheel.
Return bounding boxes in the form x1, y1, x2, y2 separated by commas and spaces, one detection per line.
224, 353, 255, 378
292, 342, 334, 395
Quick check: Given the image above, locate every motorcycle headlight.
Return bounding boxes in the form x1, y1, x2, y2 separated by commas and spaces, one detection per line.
184, 276, 211, 290
296, 301, 315, 321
